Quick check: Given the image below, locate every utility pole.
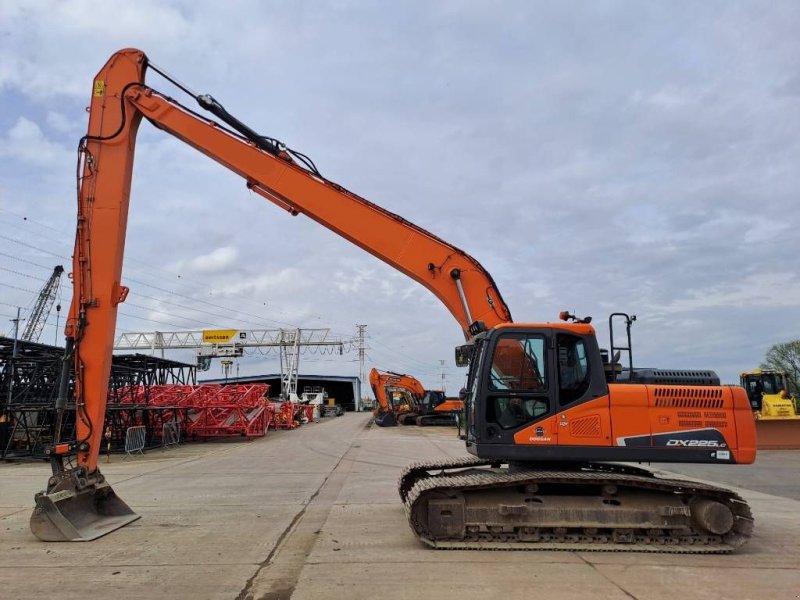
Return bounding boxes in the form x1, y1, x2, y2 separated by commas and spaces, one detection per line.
356, 324, 368, 410
7, 308, 24, 406
439, 359, 446, 393
53, 301, 62, 346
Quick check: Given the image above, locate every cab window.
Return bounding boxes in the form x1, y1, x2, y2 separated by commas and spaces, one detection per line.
488, 396, 549, 430
487, 333, 549, 430
489, 334, 547, 391
388, 388, 413, 410
557, 334, 590, 405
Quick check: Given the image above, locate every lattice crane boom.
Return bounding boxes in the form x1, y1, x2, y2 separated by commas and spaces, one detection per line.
21, 265, 63, 343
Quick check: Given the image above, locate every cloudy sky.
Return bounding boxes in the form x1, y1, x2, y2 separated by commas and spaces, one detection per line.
1, 1, 798, 391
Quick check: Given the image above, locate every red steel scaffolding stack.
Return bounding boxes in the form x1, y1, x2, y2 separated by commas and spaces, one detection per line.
185, 384, 274, 438
115, 383, 322, 442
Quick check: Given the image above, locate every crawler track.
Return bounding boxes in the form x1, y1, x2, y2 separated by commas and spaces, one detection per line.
399, 457, 753, 553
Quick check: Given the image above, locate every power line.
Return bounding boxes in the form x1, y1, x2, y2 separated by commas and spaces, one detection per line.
364, 350, 441, 376
123, 301, 228, 328
0, 265, 51, 281
0, 212, 397, 344
124, 276, 300, 329
124, 290, 277, 330
0, 208, 321, 327
0, 233, 66, 259
0, 211, 381, 342
0, 280, 38, 295
0, 251, 56, 273
367, 335, 445, 372
0, 229, 307, 330
116, 309, 216, 330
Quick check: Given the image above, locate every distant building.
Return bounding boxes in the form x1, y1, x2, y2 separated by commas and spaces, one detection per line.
200, 373, 363, 411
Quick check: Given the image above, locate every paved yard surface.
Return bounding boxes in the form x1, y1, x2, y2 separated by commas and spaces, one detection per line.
1, 413, 798, 600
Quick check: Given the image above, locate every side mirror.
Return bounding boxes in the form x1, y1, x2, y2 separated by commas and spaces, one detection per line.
458, 387, 468, 401
455, 344, 473, 367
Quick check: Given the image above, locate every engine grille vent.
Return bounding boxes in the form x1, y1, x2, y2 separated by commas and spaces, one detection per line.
677, 411, 702, 418
703, 411, 727, 419
569, 415, 601, 437
653, 387, 724, 408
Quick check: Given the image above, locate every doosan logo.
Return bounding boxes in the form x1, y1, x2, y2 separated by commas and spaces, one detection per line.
666, 439, 726, 447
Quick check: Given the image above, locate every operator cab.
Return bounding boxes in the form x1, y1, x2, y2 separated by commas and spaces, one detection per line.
387, 387, 415, 412
457, 316, 609, 460
740, 370, 791, 410
418, 390, 447, 412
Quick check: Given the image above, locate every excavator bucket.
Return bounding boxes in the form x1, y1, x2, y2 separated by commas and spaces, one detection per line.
30, 479, 140, 542
374, 411, 398, 427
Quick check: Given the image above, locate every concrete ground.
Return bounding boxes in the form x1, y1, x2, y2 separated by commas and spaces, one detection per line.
1, 413, 798, 600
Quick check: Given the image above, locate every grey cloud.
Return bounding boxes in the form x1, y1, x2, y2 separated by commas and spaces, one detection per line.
0, 1, 798, 388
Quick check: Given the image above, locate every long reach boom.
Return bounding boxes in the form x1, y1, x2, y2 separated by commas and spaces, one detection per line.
32, 48, 510, 540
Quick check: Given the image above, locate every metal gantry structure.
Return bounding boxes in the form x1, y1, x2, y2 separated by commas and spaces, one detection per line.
113, 328, 352, 399
278, 329, 301, 400
114, 328, 345, 352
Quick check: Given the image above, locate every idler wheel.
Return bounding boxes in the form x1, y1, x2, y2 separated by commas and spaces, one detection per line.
690, 497, 734, 535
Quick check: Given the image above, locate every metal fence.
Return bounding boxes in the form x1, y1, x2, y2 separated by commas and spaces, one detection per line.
124, 425, 147, 458
162, 420, 180, 448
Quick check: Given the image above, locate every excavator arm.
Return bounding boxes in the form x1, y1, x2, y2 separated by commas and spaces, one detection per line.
31, 48, 511, 541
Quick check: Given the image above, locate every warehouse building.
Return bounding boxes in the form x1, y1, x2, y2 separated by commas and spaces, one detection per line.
200, 373, 363, 412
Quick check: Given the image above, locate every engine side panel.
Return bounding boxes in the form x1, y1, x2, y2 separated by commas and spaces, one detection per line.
487, 384, 756, 464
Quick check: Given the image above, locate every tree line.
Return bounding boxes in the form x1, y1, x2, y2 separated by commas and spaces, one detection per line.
761, 340, 800, 396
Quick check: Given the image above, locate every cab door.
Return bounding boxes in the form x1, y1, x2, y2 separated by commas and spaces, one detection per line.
479, 330, 559, 447
553, 333, 612, 447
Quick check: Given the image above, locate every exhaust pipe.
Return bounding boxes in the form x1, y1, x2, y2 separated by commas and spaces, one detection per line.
30, 467, 139, 542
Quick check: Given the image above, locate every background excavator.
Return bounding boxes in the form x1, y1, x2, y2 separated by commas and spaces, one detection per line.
416, 391, 463, 427
32, 49, 756, 553
370, 369, 424, 427
370, 368, 463, 427
740, 369, 800, 449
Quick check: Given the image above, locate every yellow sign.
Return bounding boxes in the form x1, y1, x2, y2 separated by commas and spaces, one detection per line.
93, 80, 105, 97
202, 329, 238, 344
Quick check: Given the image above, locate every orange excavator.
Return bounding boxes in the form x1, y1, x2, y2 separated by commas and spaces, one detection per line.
32, 49, 756, 552
370, 369, 425, 427
415, 391, 463, 427
370, 368, 462, 427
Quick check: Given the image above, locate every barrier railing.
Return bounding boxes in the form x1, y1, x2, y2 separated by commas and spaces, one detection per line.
124, 425, 147, 458
162, 420, 181, 448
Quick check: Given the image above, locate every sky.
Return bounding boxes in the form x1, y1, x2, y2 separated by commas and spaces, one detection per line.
0, 1, 798, 391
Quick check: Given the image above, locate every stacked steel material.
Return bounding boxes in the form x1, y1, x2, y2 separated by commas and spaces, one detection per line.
0, 337, 195, 458
272, 400, 300, 429
112, 384, 193, 446
112, 383, 331, 441
115, 383, 273, 439
186, 384, 273, 438
300, 404, 315, 423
